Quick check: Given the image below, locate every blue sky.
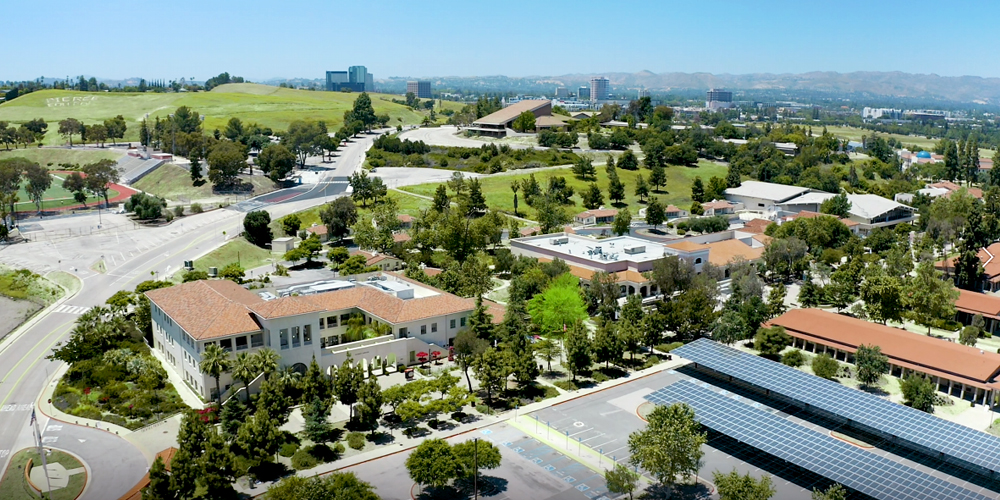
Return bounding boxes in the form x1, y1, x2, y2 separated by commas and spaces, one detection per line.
3, 0, 996, 81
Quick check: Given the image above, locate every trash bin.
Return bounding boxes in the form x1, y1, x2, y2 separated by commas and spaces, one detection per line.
404, 368, 415, 381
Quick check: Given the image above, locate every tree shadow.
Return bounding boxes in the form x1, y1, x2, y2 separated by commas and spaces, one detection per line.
248, 461, 291, 483
641, 482, 713, 499
366, 431, 394, 445
541, 370, 565, 380
859, 383, 889, 397
595, 366, 629, 379
454, 475, 509, 497
289, 260, 327, 271
192, 179, 207, 187
415, 485, 468, 500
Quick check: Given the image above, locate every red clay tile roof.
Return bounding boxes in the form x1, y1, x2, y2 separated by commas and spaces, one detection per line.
666, 205, 683, 213
398, 214, 414, 223
483, 299, 507, 324
306, 225, 328, 235
118, 448, 178, 500
938, 242, 1000, 279
770, 308, 1000, 389
393, 233, 412, 243
423, 267, 443, 277
702, 200, 733, 210
704, 239, 765, 266
535, 257, 649, 284
351, 250, 399, 266
576, 209, 618, 219
145, 281, 263, 340
665, 240, 706, 252
740, 219, 773, 234
955, 290, 1000, 320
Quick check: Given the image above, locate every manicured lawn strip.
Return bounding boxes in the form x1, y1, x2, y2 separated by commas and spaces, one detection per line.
187, 238, 273, 278
0, 147, 120, 166
269, 191, 432, 237
400, 160, 728, 216
133, 163, 278, 203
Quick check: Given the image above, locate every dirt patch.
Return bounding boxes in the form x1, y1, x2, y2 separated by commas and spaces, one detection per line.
0, 296, 41, 341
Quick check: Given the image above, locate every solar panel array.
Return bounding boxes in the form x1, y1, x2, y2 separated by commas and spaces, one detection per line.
672, 338, 1000, 474
647, 380, 995, 500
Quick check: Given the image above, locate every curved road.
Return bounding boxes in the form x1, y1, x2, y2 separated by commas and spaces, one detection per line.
0, 131, 384, 498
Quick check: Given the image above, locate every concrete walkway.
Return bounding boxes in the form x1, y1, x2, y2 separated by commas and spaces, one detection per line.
147, 347, 207, 410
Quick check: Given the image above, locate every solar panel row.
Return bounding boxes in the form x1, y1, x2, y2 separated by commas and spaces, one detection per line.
647, 380, 994, 500
672, 338, 1000, 473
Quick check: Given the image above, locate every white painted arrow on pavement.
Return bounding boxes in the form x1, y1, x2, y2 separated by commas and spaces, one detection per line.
78, 439, 86, 443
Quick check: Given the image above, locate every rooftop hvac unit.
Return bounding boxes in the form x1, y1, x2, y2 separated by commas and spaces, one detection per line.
550, 236, 569, 245
623, 245, 646, 255
208, 266, 218, 277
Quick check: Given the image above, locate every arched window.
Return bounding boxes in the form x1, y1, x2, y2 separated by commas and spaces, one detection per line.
694, 258, 703, 264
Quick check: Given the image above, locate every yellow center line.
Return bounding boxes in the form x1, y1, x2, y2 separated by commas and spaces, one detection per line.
0, 321, 75, 408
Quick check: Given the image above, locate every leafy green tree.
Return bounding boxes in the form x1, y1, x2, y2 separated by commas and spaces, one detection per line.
563, 321, 592, 381
196, 431, 238, 499
535, 195, 571, 234
282, 120, 328, 166
608, 169, 626, 205
618, 149, 639, 170
453, 439, 502, 478
645, 197, 665, 228
904, 261, 959, 334
512, 111, 536, 132
256, 376, 294, 426
224, 117, 245, 142
581, 183, 604, 210
334, 358, 364, 420
473, 348, 507, 402
812, 484, 848, 500
859, 270, 904, 325
812, 353, 839, 379
356, 377, 384, 435
649, 163, 666, 192
572, 156, 596, 180
534, 339, 560, 373
62, 171, 88, 205
319, 197, 358, 242
347, 93, 378, 132
243, 209, 272, 247
170, 412, 211, 498
258, 143, 296, 182
634, 174, 649, 202
712, 310, 750, 345
900, 374, 936, 413
628, 403, 706, 488
592, 321, 624, 368
820, 192, 852, 218
58, 118, 82, 146
300, 357, 332, 405
612, 207, 631, 236
691, 176, 705, 203
219, 396, 248, 439
200, 343, 231, 403
231, 351, 258, 402
219, 262, 245, 283
23, 162, 51, 213
281, 214, 301, 236
466, 178, 488, 216
766, 283, 787, 319
713, 469, 776, 500
284, 234, 323, 263
142, 455, 172, 500
855, 344, 889, 387
263, 472, 380, 500
604, 463, 640, 500
406, 438, 463, 488
207, 140, 247, 189
253, 348, 281, 381
754, 325, 792, 357
781, 349, 806, 367
528, 274, 588, 335
959, 325, 980, 346
303, 397, 334, 443
234, 408, 282, 469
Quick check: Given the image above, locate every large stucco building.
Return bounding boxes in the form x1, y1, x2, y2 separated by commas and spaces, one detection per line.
146, 275, 502, 401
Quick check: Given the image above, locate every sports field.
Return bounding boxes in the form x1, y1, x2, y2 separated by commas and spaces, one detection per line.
0, 147, 120, 166
13, 171, 118, 211
0, 83, 449, 146
823, 125, 997, 158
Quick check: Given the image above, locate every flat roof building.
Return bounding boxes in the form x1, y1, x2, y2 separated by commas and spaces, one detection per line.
407, 81, 431, 99
706, 89, 733, 110
326, 66, 373, 92
590, 77, 609, 102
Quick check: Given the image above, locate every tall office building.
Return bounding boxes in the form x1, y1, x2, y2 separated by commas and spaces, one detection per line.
326, 66, 373, 92
590, 77, 609, 102
407, 81, 432, 99
577, 86, 590, 100
638, 88, 650, 98
555, 87, 569, 99
706, 89, 733, 110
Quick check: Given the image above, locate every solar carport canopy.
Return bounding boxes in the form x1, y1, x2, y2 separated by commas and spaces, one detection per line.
672, 338, 1000, 474
647, 380, 994, 500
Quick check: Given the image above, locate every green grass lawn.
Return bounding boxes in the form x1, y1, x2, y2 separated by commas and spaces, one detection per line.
822, 125, 996, 160
133, 163, 277, 202
179, 238, 274, 282
400, 160, 728, 217
0, 147, 120, 167
0, 448, 86, 500
270, 191, 432, 237
13, 172, 116, 211
0, 265, 65, 305
0, 84, 436, 146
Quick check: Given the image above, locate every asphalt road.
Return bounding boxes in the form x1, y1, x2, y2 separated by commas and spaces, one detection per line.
0, 131, 384, 498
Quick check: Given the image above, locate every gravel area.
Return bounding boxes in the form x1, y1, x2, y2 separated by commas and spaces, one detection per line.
0, 296, 41, 341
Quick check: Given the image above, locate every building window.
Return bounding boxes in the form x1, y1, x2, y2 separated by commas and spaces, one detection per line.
329, 335, 340, 346
399, 327, 409, 337
450, 319, 456, 329
421, 325, 427, 335
460, 317, 466, 327
279, 329, 289, 350
235, 336, 248, 351
695, 258, 702, 264
319, 317, 325, 330
304, 324, 312, 345
251, 333, 264, 348
432, 323, 438, 333
292, 326, 301, 348
220, 338, 233, 352
328, 315, 338, 327
341, 314, 351, 324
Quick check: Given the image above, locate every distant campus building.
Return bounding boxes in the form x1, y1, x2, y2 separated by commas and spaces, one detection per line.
326, 65, 374, 92
706, 89, 733, 110
407, 81, 432, 99
468, 99, 567, 138
590, 77, 609, 102
146, 276, 503, 401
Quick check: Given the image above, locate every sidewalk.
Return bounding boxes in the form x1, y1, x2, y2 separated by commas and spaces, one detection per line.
35, 363, 133, 437
147, 347, 207, 410
237, 354, 687, 497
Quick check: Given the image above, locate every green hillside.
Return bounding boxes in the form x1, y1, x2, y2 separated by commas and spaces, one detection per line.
0, 84, 432, 146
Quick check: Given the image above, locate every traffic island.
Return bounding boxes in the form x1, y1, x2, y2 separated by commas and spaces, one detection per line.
0, 448, 87, 500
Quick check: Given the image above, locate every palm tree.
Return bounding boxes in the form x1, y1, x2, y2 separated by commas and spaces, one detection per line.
231, 352, 258, 402
511, 181, 521, 217
252, 348, 280, 381
200, 344, 231, 404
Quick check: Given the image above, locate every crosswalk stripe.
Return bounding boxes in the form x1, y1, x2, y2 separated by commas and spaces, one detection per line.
54, 305, 89, 315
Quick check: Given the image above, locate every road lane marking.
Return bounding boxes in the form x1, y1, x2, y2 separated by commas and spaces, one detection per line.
0, 450, 8, 459
0, 403, 34, 412
0, 320, 75, 408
